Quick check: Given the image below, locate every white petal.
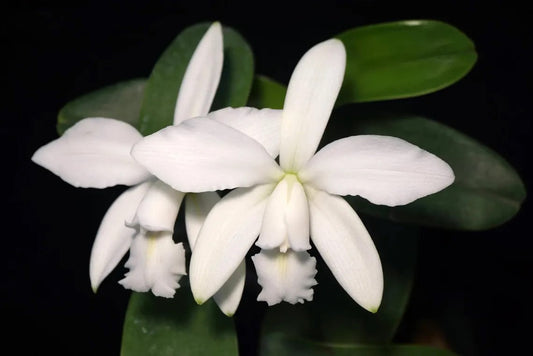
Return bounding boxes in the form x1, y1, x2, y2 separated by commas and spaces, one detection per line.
257, 175, 310, 252
190, 184, 274, 303
307, 187, 383, 312
257, 178, 288, 251
89, 181, 152, 291
185, 192, 244, 316
280, 39, 346, 172
185, 192, 220, 248
32, 118, 150, 188
285, 177, 311, 251
300, 135, 455, 206
119, 231, 186, 298
208, 107, 282, 157
213, 261, 246, 316
174, 22, 223, 124
132, 118, 283, 192
252, 249, 317, 306
133, 180, 185, 232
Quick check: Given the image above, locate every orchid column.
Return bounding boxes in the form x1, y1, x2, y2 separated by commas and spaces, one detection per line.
133, 39, 455, 312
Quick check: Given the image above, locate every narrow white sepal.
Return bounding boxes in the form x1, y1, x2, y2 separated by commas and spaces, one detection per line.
280, 39, 346, 172
190, 184, 274, 304
213, 260, 246, 316
300, 135, 455, 206
257, 175, 310, 252
89, 181, 152, 292
174, 22, 223, 124
185, 192, 220, 249
132, 118, 283, 193
208, 107, 282, 158
133, 180, 185, 232
119, 231, 186, 298
252, 249, 317, 306
32, 118, 150, 188
307, 187, 383, 312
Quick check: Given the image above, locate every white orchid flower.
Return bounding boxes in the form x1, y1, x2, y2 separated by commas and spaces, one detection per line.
132, 39, 455, 312
31, 22, 282, 316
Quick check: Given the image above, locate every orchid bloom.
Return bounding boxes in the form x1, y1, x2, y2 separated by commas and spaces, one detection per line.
31, 22, 282, 315
132, 39, 455, 312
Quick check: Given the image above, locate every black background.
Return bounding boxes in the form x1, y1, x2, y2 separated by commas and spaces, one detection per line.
4, 0, 531, 355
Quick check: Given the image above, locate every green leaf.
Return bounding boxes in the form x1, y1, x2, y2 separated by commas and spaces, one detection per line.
336, 20, 477, 103
261, 333, 457, 356
56, 79, 146, 135
247, 75, 286, 109
121, 288, 239, 356
211, 26, 255, 111
261, 219, 418, 344
139, 22, 254, 136
328, 109, 526, 230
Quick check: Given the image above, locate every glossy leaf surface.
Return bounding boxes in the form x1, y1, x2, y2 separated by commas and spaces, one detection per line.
121, 289, 239, 356
336, 20, 477, 103
57, 79, 146, 135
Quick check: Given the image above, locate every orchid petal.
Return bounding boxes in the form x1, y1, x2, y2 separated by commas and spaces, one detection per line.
300, 135, 455, 206
32, 118, 150, 188
133, 180, 185, 232
185, 192, 244, 316
185, 192, 220, 248
190, 184, 274, 303
89, 181, 152, 292
285, 177, 311, 252
257, 179, 288, 251
307, 187, 383, 312
174, 22, 223, 125
208, 107, 282, 157
119, 231, 186, 298
252, 249, 317, 306
132, 118, 283, 192
213, 261, 246, 316
280, 39, 346, 171
257, 175, 310, 252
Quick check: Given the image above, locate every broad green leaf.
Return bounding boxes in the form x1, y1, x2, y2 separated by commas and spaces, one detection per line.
57, 79, 146, 135
327, 109, 526, 230
121, 287, 238, 356
261, 219, 418, 344
247, 75, 286, 109
139, 23, 254, 136
261, 333, 457, 356
336, 20, 477, 103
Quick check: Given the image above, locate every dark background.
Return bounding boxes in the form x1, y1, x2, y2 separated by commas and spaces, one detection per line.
4, 0, 531, 355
